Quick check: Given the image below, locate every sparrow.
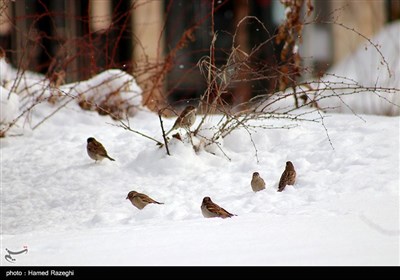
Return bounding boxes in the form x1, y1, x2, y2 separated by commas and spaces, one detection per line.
201, 197, 236, 218
126, 191, 164, 210
278, 161, 296, 192
251, 172, 266, 192
86, 137, 115, 162
166, 105, 197, 134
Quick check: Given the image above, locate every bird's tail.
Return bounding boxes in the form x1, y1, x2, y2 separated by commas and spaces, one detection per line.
222, 208, 236, 218
107, 155, 116, 161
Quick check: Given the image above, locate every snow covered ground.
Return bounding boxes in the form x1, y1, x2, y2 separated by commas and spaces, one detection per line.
1, 101, 399, 265
1, 20, 399, 267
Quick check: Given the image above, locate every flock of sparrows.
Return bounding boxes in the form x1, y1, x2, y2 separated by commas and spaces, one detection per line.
86, 105, 297, 219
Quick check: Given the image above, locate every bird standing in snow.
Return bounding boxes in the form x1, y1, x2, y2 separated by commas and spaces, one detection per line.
166, 105, 197, 135
126, 191, 164, 210
201, 197, 236, 218
278, 161, 296, 192
86, 137, 115, 162
251, 172, 266, 192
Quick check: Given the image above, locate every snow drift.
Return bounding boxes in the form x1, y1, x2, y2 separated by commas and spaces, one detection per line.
1, 59, 142, 136
317, 20, 400, 115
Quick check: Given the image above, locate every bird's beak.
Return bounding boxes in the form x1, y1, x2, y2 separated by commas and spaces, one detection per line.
125, 196, 129, 199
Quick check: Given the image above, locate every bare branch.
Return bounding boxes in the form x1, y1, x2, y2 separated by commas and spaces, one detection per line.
158, 110, 171, 156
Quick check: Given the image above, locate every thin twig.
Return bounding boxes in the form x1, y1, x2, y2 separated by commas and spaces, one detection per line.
158, 110, 171, 156
113, 121, 163, 146
316, 109, 334, 150
242, 125, 259, 164
32, 95, 74, 130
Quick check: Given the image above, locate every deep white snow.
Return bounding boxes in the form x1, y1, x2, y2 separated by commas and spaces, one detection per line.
1, 20, 399, 266
1, 100, 399, 265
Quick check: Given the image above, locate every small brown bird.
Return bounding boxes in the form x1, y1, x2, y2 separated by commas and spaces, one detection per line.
201, 197, 236, 219
86, 137, 115, 162
278, 161, 296, 192
126, 191, 164, 210
166, 105, 197, 134
251, 172, 266, 192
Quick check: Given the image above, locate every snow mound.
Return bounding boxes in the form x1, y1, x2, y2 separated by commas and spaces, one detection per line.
0, 57, 45, 82
62, 69, 142, 119
0, 87, 19, 133
318, 20, 400, 116
263, 21, 400, 116
327, 20, 400, 89
0, 60, 143, 135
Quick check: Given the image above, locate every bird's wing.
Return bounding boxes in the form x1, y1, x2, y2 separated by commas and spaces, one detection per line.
278, 170, 287, 189
139, 194, 162, 204
206, 202, 235, 217
94, 142, 109, 156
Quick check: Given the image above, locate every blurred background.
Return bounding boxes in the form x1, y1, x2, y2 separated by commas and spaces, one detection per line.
1, 0, 399, 108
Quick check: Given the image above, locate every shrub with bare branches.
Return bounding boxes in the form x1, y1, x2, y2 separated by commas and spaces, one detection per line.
1, 0, 398, 160
152, 0, 399, 159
